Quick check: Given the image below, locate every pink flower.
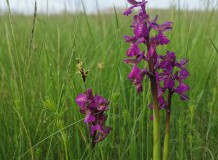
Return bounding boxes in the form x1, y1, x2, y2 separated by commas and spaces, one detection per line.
76, 89, 111, 144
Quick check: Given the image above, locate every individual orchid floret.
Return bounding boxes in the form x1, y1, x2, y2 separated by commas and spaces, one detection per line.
128, 65, 148, 93
123, 51, 145, 65
124, 0, 147, 16
148, 20, 173, 32
76, 88, 111, 144
174, 83, 190, 100
126, 43, 140, 57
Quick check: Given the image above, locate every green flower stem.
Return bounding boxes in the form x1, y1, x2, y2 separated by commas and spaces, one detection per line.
150, 74, 161, 160
163, 90, 172, 160
146, 34, 161, 160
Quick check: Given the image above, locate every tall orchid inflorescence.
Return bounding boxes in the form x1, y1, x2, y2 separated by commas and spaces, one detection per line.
76, 89, 111, 147
123, 0, 190, 160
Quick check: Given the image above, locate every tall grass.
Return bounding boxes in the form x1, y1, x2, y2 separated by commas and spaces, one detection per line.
0, 2, 218, 160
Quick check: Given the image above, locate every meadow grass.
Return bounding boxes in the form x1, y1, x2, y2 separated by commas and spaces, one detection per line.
0, 5, 218, 160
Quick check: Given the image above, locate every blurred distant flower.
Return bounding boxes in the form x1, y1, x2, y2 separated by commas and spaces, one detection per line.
76, 89, 111, 144
76, 58, 89, 83
97, 62, 104, 70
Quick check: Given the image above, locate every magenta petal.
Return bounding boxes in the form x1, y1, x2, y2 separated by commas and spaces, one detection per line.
136, 37, 146, 45
134, 23, 148, 38
84, 114, 95, 123
174, 83, 190, 93
175, 59, 189, 68
180, 68, 189, 79
95, 95, 108, 105
123, 35, 136, 43
159, 96, 166, 109
95, 127, 111, 143
159, 51, 176, 72
158, 22, 173, 32
164, 78, 175, 89
85, 88, 94, 99
91, 124, 101, 136
150, 21, 172, 32
157, 32, 169, 45
123, 51, 145, 65
76, 94, 87, 107
127, 0, 139, 5
94, 95, 109, 111
128, 65, 141, 79
123, 8, 132, 16
180, 59, 189, 66
166, 51, 176, 59
134, 24, 142, 37
128, 65, 146, 93
126, 44, 140, 57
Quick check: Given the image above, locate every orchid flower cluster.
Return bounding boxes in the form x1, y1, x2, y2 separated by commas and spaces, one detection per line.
76, 88, 111, 144
123, 0, 190, 109
158, 52, 190, 105
123, 0, 190, 159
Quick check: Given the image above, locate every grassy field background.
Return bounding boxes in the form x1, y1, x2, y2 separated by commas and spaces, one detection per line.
0, 3, 218, 160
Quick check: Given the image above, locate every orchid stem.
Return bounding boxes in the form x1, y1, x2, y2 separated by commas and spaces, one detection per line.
150, 72, 161, 160
163, 90, 172, 160
147, 38, 161, 160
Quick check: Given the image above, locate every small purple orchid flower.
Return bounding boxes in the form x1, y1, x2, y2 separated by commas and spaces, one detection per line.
128, 65, 148, 93
76, 89, 111, 144
158, 51, 190, 101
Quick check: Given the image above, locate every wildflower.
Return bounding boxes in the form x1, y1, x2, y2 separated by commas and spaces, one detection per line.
123, 1, 190, 160
76, 89, 111, 144
158, 51, 190, 101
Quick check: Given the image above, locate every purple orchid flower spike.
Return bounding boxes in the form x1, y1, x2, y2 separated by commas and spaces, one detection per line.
122, 1, 190, 159
76, 88, 111, 145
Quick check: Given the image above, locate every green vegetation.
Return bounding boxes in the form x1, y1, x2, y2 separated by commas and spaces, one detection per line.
0, 6, 218, 160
